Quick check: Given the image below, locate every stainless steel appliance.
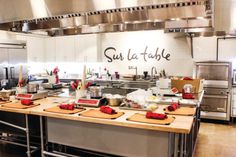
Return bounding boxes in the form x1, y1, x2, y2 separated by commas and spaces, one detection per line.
0, 0, 213, 35
0, 40, 28, 89
76, 98, 107, 107
27, 83, 39, 93
88, 86, 103, 98
16, 91, 48, 100
233, 69, 236, 85
42, 83, 63, 89
194, 61, 232, 121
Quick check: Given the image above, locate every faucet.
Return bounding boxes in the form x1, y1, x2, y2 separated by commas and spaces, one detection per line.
128, 66, 138, 79
151, 66, 157, 79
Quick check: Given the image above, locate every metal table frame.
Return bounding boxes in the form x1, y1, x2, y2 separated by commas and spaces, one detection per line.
0, 114, 39, 157
39, 116, 196, 157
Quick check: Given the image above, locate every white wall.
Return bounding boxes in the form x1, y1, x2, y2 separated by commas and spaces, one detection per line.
0, 30, 16, 40
3, 29, 236, 78
218, 38, 236, 69
193, 36, 236, 69
100, 30, 193, 77
193, 36, 217, 61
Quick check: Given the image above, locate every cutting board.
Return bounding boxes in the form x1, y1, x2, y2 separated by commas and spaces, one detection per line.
44, 106, 85, 114
127, 113, 175, 125
164, 107, 196, 116
79, 109, 124, 119
0, 100, 10, 105
1, 102, 40, 109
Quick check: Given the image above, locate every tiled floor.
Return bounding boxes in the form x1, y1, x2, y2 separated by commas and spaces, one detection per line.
1, 122, 236, 157
195, 122, 236, 157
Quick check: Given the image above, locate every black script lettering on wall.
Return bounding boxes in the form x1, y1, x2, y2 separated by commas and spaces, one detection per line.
104, 47, 124, 63
103, 46, 170, 63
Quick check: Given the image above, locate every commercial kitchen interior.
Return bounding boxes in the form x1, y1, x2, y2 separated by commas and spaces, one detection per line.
0, 0, 236, 157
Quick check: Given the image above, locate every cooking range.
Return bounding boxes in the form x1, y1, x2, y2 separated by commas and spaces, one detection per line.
195, 61, 232, 121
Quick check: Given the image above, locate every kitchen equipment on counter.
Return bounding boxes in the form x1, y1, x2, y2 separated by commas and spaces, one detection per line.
16, 91, 48, 100
183, 84, 193, 94
103, 94, 124, 106
88, 86, 103, 99
171, 79, 203, 93
0, 43, 27, 90
195, 61, 232, 121
159, 78, 170, 89
122, 74, 136, 81
0, 89, 16, 100
42, 83, 63, 89
233, 69, 236, 85
107, 98, 122, 106
76, 98, 107, 107
27, 83, 39, 93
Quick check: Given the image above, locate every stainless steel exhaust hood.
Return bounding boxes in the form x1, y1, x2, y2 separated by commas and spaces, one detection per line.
0, 0, 214, 36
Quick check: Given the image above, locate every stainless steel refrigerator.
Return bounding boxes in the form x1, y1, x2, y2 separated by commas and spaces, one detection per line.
0, 40, 28, 89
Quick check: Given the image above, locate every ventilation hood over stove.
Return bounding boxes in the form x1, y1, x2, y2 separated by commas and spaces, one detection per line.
0, 0, 234, 36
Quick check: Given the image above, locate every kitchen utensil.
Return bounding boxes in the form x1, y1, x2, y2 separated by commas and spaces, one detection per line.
47, 75, 56, 84
81, 65, 86, 90
18, 65, 23, 87
27, 83, 39, 93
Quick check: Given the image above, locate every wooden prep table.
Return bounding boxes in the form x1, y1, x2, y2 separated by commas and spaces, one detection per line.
0, 91, 203, 157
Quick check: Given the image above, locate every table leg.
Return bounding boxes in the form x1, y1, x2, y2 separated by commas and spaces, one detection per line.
25, 115, 31, 157
40, 116, 45, 157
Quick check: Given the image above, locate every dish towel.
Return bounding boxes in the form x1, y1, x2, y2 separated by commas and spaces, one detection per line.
146, 111, 168, 120
21, 99, 33, 106
167, 102, 179, 111
59, 104, 75, 110
100, 106, 117, 114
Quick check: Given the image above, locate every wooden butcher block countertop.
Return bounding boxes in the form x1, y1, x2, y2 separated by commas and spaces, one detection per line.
0, 97, 195, 134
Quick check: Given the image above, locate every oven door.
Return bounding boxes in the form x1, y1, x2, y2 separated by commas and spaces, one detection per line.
201, 95, 228, 112
200, 94, 230, 120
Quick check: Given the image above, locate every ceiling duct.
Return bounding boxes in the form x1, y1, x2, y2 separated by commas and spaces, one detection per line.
0, 0, 214, 36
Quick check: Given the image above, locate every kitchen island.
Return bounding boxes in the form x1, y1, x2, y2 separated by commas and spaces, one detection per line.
0, 91, 203, 157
